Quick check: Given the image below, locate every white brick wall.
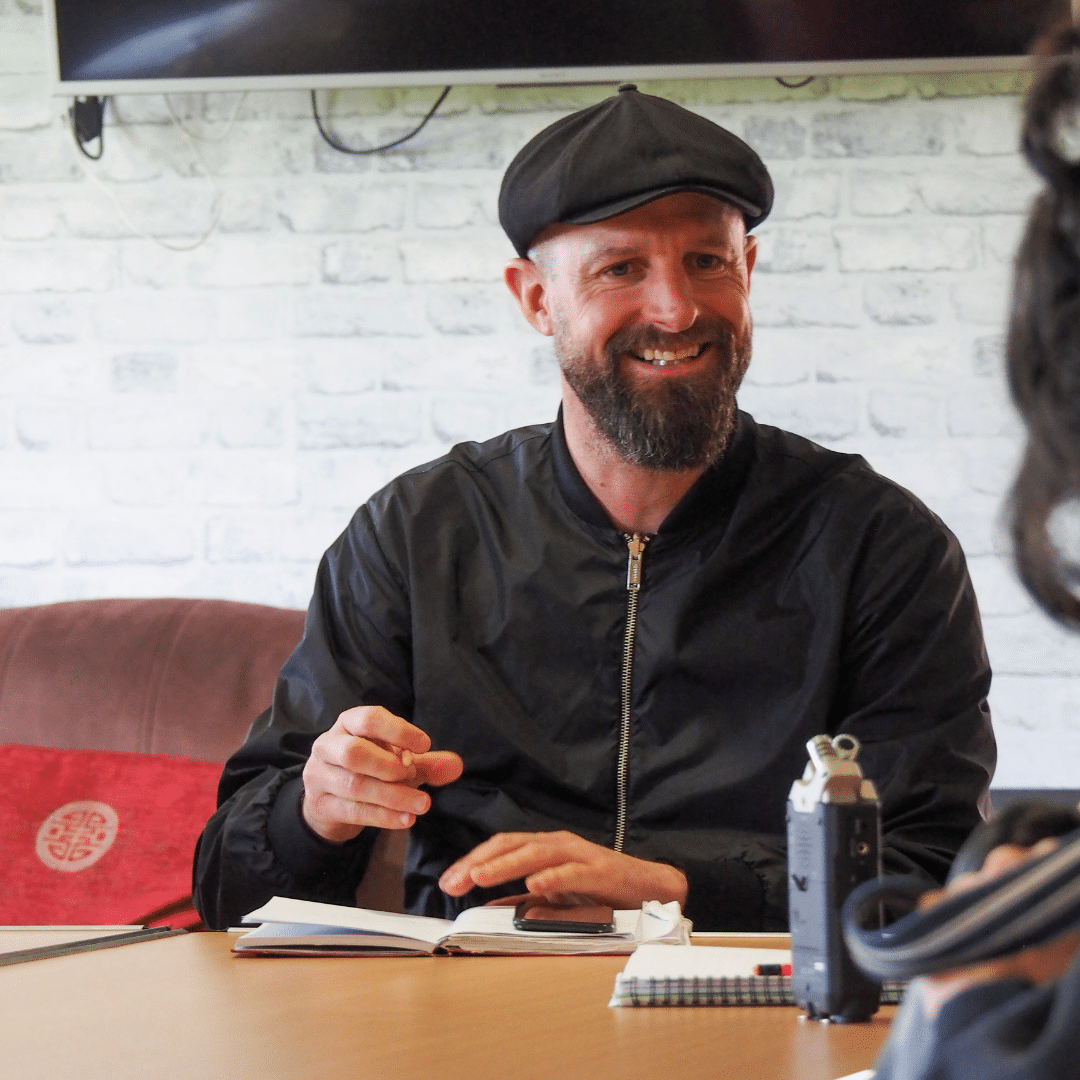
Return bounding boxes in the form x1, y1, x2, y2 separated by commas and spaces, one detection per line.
0, 8, 1076, 786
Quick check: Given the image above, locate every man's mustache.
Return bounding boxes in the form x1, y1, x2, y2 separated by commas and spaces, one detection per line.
605, 320, 736, 360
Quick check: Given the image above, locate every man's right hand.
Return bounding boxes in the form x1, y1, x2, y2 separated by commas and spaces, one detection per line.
301, 706, 464, 844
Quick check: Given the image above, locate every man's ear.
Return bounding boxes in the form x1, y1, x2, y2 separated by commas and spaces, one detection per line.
744, 234, 757, 281
505, 258, 554, 336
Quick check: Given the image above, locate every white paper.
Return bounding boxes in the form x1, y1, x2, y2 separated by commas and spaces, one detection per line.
639, 900, 686, 940
241, 896, 454, 946
619, 942, 792, 978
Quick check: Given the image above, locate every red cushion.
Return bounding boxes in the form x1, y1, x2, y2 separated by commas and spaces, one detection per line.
0, 745, 221, 928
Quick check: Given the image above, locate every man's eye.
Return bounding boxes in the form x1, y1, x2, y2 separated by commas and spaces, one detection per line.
608, 262, 632, 277
693, 254, 721, 270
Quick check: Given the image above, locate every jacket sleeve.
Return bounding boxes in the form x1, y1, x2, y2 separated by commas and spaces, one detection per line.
836, 490, 995, 885
679, 487, 995, 932
193, 505, 415, 930
675, 832, 790, 932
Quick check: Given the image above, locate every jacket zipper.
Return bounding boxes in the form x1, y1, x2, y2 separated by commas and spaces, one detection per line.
614, 533, 649, 853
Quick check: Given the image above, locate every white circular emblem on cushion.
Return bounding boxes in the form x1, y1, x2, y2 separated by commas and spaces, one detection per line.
35, 801, 120, 873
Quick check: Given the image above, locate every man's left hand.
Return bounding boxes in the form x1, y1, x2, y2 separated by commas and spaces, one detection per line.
437, 830, 688, 909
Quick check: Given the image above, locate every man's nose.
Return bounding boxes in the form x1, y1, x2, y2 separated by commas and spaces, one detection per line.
640, 266, 698, 332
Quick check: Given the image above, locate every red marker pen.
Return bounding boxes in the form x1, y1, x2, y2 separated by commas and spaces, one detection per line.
755, 963, 792, 976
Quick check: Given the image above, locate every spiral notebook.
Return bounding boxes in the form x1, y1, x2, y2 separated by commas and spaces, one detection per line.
609, 944, 905, 1007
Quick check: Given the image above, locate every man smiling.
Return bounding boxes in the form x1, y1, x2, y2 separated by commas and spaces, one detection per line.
194, 87, 995, 931
507, 192, 755, 530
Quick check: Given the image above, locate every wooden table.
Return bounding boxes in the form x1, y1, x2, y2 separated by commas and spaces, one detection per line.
0, 932, 892, 1080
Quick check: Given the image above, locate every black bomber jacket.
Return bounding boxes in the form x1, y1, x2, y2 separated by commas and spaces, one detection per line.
193, 412, 996, 931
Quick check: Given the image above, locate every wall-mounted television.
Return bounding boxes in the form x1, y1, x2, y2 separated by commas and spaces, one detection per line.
45, 0, 1073, 97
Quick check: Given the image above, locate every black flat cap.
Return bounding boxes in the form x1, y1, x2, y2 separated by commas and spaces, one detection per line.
498, 84, 773, 258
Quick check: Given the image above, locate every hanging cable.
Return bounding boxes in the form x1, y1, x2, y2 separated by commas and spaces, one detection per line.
775, 76, 816, 89
164, 92, 248, 143
68, 96, 224, 252
311, 85, 452, 155
69, 96, 106, 160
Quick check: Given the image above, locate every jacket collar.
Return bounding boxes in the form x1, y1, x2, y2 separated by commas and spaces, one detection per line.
550, 408, 756, 537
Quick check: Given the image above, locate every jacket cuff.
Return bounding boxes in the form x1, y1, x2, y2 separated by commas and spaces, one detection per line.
677, 857, 767, 931
267, 776, 375, 879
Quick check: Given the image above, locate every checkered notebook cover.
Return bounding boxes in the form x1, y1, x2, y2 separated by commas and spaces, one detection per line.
610, 943, 905, 1007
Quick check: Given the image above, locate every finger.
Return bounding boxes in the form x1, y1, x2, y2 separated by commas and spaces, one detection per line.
523, 863, 597, 902
441, 832, 592, 894
466, 835, 591, 892
917, 887, 947, 911
305, 790, 418, 832
483, 891, 594, 908
368, 738, 421, 782
530, 892, 594, 906
926, 841, 1052, 908
527, 846, 686, 908
453, 831, 544, 865
1029, 836, 1061, 859
336, 705, 432, 756
313, 716, 425, 784
483, 893, 534, 907
314, 761, 432, 817
439, 833, 543, 894
315, 731, 415, 784
970, 839, 1060, 885
981, 843, 1037, 879
471, 844, 571, 888
412, 750, 464, 788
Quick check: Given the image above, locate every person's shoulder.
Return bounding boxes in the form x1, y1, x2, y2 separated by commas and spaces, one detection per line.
410, 422, 553, 478
416, 421, 552, 473
363, 422, 553, 516
750, 417, 863, 479
332, 423, 553, 564
747, 416, 950, 535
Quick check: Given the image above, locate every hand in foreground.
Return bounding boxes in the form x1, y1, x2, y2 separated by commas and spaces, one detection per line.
916, 838, 1080, 1019
301, 705, 463, 844
437, 830, 688, 910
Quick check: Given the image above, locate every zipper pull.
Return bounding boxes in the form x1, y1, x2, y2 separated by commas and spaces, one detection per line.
625, 533, 649, 592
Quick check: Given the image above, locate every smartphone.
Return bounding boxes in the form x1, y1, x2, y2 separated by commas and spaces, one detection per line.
513, 900, 615, 934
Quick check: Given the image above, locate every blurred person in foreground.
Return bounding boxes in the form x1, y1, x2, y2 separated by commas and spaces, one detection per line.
869, 22, 1080, 1080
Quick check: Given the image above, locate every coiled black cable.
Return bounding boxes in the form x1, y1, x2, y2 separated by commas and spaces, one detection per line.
843, 826, 1080, 981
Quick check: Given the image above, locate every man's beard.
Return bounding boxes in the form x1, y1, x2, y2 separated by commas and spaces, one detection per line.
556, 318, 752, 471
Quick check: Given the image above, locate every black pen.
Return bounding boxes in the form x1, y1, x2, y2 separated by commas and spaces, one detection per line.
0, 926, 185, 968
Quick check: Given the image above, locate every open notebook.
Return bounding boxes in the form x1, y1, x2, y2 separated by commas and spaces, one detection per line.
235, 896, 690, 956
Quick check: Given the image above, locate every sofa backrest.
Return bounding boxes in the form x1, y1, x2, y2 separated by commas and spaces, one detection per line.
0, 597, 407, 914
0, 598, 306, 761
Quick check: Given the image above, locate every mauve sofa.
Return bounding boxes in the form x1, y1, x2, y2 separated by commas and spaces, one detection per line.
0, 597, 406, 914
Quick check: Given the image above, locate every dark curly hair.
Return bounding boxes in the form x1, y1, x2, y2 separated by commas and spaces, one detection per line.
1007, 22, 1080, 628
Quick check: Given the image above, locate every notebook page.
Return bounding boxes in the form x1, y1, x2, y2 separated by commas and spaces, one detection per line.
621, 942, 793, 978
241, 896, 455, 946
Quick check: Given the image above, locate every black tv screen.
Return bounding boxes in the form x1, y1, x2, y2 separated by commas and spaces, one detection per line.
48, 0, 1071, 93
